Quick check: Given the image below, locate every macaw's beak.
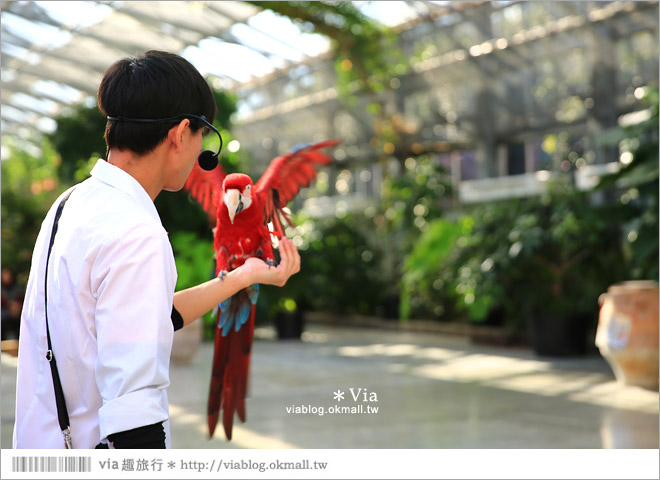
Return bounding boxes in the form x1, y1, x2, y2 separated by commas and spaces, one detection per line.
225, 189, 242, 224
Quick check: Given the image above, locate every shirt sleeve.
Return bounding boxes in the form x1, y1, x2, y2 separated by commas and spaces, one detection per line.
108, 421, 166, 449
91, 222, 175, 440
171, 306, 184, 331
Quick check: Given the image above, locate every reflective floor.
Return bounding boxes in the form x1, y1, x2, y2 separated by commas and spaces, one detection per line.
2, 323, 658, 449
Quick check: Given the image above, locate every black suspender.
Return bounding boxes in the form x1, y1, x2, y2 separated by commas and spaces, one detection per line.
44, 188, 75, 449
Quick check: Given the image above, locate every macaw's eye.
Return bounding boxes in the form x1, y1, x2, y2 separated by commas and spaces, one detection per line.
245, 185, 251, 192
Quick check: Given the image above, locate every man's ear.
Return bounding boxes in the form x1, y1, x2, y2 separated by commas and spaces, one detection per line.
168, 119, 190, 152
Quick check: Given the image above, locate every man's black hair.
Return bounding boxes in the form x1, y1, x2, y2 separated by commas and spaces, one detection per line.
97, 50, 217, 156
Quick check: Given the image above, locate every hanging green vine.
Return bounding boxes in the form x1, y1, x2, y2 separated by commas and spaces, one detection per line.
249, 1, 403, 94
248, 1, 409, 167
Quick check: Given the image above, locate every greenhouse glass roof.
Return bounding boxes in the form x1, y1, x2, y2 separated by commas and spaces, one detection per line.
1, 0, 454, 140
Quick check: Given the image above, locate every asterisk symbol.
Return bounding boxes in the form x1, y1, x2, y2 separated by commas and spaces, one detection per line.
333, 390, 345, 401
167, 461, 176, 469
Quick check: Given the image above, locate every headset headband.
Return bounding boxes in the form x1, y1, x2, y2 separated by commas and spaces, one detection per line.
107, 114, 222, 171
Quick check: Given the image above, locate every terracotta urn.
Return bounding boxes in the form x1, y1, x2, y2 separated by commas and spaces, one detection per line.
595, 281, 659, 389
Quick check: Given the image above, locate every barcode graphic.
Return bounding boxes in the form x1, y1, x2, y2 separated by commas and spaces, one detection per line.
11, 456, 92, 473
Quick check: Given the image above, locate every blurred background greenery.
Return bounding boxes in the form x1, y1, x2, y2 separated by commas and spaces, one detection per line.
2, 1, 658, 352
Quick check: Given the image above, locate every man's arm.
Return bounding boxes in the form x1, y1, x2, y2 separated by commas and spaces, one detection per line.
172, 237, 300, 327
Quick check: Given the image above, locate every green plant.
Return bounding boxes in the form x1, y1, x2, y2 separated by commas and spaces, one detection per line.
449, 207, 519, 326
400, 217, 471, 321
596, 85, 659, 281
406, 198, 533, 331
169, 231, 217, 339
372, 156, 452, 316
377, 156, 451, 248
259, 210, 388, 320
401, 181, 628, 339
48, 103, 108, 184
1, 137, 63, 285
509, 184, 627, 320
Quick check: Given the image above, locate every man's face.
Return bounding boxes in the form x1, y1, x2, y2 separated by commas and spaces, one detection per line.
164, 122, 204, 192
181, 126, 205, 183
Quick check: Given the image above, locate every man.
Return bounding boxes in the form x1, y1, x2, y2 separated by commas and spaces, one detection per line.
13, 51, 300, 449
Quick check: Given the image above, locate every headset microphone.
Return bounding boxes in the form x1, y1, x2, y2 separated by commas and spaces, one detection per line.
197, 149, 219, 171
192, 116, 223, 171
106, 113, 223, 171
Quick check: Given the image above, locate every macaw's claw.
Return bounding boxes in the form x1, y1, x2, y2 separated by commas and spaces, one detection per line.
218, 270, 229, 280
266, 259, 278, 268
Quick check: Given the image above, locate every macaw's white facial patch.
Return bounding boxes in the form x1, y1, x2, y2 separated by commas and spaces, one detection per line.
225, 188, 252, 224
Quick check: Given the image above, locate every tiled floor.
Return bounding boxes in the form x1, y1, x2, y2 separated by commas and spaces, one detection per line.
2, 323, 658, 449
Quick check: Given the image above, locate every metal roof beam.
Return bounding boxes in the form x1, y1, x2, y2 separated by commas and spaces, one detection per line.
0, 81, 80, 106
9, 62, 98, 96
0, 28, 35, 50
101, 2, 283, 65
208, 2, 312, 60
2, 1, 65, 29
2, 97, 58, 117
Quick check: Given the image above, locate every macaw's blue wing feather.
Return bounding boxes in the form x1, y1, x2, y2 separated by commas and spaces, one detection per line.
289, 142, 313, 153
218, 285, 260, 336
246, 283, 259, 304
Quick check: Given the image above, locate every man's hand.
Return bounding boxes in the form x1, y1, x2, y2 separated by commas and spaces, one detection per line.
241, 237, 301, 287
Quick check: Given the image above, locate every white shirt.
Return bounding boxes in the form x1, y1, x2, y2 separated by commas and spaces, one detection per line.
13, 159, 177, 449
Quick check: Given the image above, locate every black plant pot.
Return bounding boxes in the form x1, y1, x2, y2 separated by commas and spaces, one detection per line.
381, 295, 400, 319
275, 309, 304, 340
527, 313, 590, 356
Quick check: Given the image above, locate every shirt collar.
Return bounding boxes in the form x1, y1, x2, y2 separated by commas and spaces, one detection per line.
90, 159, 161, 224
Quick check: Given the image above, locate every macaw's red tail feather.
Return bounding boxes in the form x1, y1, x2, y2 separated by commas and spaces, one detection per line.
207, 412, 219, 439
236, 306, 256, 423
210, 304, 256, 441
222, 369, 234, 441
243, 305, 256, 355
207, 318, 229, 438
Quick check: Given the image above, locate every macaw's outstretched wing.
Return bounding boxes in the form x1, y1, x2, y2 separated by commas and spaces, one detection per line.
254, 139, 340, 235
183, 162, 227, 224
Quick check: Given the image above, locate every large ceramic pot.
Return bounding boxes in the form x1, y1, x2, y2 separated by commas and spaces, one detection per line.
595, 281, 659, 389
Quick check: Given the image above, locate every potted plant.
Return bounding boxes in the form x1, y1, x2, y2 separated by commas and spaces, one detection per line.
510, 184, 628, 356
273, 298, 305, 340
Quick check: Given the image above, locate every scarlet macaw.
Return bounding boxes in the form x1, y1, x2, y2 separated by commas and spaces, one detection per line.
184, 139, 339, 440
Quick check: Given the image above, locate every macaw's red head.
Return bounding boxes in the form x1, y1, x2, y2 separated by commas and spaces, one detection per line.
222, 173, 254, 224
